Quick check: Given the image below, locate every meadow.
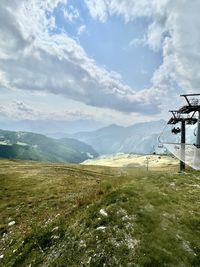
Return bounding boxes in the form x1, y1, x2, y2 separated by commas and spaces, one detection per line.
0, 159, 200, 266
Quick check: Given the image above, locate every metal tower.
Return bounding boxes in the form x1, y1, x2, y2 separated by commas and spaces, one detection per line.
167, 94, 200, 171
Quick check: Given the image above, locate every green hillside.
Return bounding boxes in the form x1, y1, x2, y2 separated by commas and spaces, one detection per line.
0, 160, 200, 266
0, 129, 98, 163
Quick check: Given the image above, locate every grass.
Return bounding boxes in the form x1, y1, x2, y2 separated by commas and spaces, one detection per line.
82, 154, 179, 169
0, 159, 200, 266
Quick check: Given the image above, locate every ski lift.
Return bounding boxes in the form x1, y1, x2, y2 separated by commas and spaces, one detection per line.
162, 94, 200, 171
158, 143, 164, 148
157, 122, 169, 148
171, 127, 181, 135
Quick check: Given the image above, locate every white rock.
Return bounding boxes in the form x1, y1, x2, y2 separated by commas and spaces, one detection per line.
52, 235, 59, 240
80, 240, 86, 248
99, 209, 108, 217
52, 226, 59, 232
96, 226, 106, 231
0, 254, 4, 259
87, 257, 91, 264
8, 221, 15, 226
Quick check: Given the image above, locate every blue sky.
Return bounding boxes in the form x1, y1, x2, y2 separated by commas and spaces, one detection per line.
0, 0, 199, 132
53, 1, 162, 90
81, 17, 162, 89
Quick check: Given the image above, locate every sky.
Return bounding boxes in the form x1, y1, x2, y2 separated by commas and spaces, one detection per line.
0, 0, 200, 132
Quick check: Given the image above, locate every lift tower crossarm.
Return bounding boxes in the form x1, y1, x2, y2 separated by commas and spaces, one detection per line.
179, 94, 200, 113
167, 110, 197, 125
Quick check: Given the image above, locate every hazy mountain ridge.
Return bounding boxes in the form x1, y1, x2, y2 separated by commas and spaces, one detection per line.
72, 119, 197, 155
71, 120, 168, 154
0, 129, 98, 163
0, 120, 197, 161
0, 119, 104, 135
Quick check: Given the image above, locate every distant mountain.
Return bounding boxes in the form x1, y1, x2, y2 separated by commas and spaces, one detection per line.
71, 120, 169, 154
0, 119, 104, 135
0, 129, 98, 163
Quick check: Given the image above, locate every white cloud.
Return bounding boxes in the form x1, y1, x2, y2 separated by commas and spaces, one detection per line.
0, 101, 40, 120
84, 0, 108, 22
129, 36, 146, 47
0, 0, 159, 115
0, 100, 113, 122
0, 98, 164, 128
63, 5, 80, 23
84, 0, 200, 99
77, 25, 86, 36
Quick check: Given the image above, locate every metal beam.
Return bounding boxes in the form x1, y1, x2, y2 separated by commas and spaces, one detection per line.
180, 120, 186, 172
196, 111, 200, 148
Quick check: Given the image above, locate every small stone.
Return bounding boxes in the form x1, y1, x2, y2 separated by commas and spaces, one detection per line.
52, 235, 59, 240
96, 226, 106, 231
99, 209, 108, 217
0, 254, 4, 259
87, 257, 91, 264
8, 221, 15, 227
52, 226, 59, 232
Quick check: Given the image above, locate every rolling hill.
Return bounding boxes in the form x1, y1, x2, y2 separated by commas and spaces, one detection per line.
0, 129, 98, 163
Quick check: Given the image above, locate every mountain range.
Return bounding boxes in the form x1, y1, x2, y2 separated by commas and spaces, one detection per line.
0, 119, 104, 134
68, 120, 168, 155
71, 120, 197, 155
0, 119, 196, 162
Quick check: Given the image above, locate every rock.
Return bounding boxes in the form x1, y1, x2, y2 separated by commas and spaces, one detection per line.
8, 221, 15, 227
96, 226, 106, 231
99, 209, 108, 217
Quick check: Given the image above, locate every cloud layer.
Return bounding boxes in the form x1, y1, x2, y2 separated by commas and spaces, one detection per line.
0, 0, 159, 115
1, 0, 199, 123
84, 0, 200, 96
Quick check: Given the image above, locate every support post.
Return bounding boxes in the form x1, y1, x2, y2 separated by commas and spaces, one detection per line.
194, 111, 200, 169
196, 111, 200, 148
180, 120, 186, 171
146, 157, 149, 171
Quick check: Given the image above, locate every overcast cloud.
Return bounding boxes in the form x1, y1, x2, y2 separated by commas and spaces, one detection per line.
0, 0, 199, 126
0, 0, 160, 115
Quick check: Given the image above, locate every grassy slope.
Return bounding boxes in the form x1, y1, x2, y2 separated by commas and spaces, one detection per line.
82, 154, 179, 169
0, 160, 200, 266
0, 129, 98, 163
